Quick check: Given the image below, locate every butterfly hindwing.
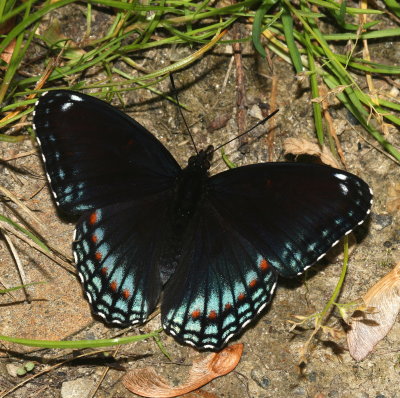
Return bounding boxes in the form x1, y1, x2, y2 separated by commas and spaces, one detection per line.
33, 90, 180, 215
208, 162, 373, 278
161, 200, 278, 350
74, 190, 177, 325
162, 162, 372, 349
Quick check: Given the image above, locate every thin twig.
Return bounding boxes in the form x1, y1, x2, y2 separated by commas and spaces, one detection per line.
2, 230, 30, 301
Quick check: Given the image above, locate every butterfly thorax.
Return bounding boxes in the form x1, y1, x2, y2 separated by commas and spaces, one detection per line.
173, 145, 213, 221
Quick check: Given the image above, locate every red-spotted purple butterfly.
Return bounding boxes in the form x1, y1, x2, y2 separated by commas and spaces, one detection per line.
33, 90, 373, 350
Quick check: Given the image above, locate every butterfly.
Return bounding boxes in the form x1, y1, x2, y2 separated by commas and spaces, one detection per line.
33, 90, 373, 350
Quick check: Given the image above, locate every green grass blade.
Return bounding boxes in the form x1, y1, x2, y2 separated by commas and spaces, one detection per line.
252, 0, 277, 58
0, 214, 50, 252
0, 329, 163, 349
281, 6, 303, 73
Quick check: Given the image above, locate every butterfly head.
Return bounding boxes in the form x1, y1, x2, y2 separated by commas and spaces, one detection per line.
187, 145, 214, 172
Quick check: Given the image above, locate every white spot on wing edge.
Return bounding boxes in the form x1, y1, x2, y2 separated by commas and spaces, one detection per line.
331, 239, 340, 247
86, 292, 93, 304
334, 172, 348, 181
223, 332, 235, 345
242, 319, 252, 328
73, 251, 78, 264
97, 310, 106, 319
70, 94, 83, 102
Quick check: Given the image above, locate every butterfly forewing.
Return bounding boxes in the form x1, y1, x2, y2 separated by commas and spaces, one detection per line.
208, 163, 373, 278
33, 90, 181, 214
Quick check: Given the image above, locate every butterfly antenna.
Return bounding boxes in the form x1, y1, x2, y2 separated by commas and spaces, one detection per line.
170, 74, 199, 155
212, 109, 279, 153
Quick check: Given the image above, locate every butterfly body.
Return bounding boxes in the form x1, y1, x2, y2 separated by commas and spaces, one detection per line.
33, 90, 373, 350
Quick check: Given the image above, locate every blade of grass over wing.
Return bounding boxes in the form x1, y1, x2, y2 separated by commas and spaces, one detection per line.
289, 238, 351, 362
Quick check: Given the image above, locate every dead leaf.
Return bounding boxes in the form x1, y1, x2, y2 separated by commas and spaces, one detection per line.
207, 113, 231, 132
1, 38, 16, 64
122, 344, 243, 398
347, 262, 400, 361
283, 138, 340, 168
387, 182, 400, 212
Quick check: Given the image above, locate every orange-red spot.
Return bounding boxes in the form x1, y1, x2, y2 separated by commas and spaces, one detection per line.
249, 279, 257, 288
208, 310, 217, 320
122, 289, 131, 300
89, 212, 97, 225
100, 267, 108, 276
95, 251, 102, 261
225, 303, 232, 311
91, 234, 98, 243
191, 309, 201, 319
127, 139, 134, 147
109, 280, 118, 292
238, 293, 246, 301
259, 258, 270, 271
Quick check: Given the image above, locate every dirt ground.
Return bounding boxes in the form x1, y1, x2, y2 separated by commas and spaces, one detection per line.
0, 4, 400, 398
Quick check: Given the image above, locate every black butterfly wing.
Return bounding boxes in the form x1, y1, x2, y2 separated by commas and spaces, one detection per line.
161, 162, 372, 349
33, 90, 181, 215
208, 162, 372, 278
33, 90, 182, 325
74, 191, 176, 325
162, 199, 278, 349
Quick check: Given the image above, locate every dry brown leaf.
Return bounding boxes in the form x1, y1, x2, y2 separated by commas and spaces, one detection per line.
387, 182, 400, 212
122, 343, 243, 398
347, 262, 400, 361
1, 38, 16, 64
282, 138, 340, 168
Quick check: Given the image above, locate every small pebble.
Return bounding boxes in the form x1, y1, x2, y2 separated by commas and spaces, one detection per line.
308, 371, 317, 382
291, 385, 306, 396
250, 368, 270, 390
61, 377, 94, 398
5, 364, 20, 378
372, 213, 393, 230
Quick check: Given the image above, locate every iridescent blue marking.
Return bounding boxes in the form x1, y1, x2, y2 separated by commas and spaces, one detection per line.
114, 298, 129, 313
238, 303, 251, 315
102, 294, 113, 306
